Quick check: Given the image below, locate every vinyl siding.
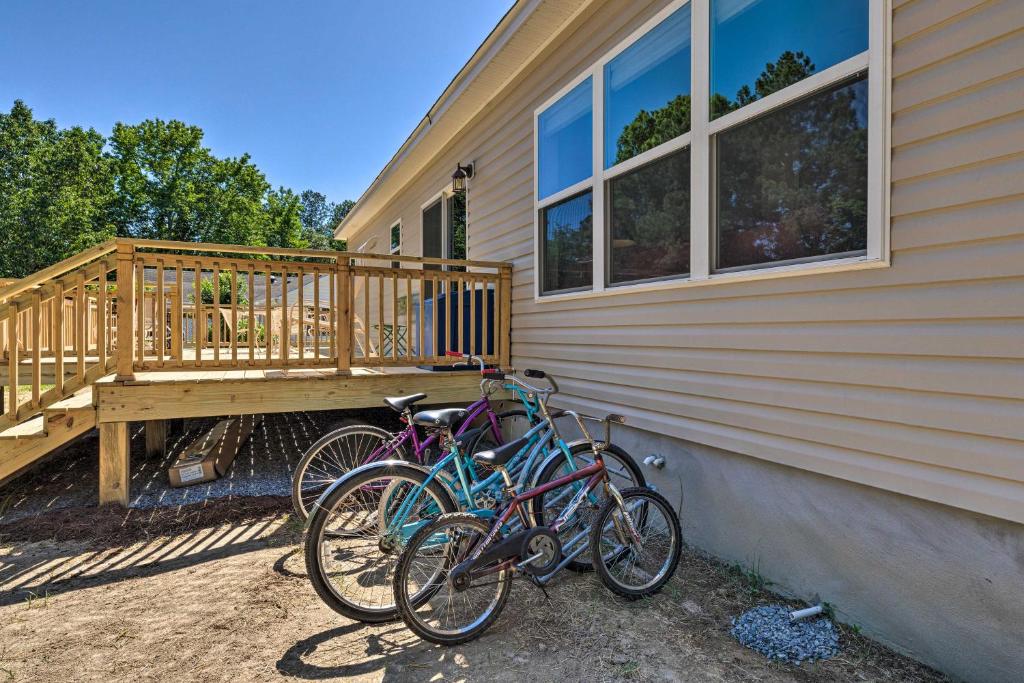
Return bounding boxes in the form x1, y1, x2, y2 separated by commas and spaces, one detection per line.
344, 0, 1024, 524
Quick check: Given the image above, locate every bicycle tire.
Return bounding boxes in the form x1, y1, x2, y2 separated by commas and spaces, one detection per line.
292, 423, 403, 520
304, 462, 458, 623
394, 512, 512, 645
590, 487, 681, 600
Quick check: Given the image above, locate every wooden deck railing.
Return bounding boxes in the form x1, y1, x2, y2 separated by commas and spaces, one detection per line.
0, 239, 511, 427
0, 240, 119, 425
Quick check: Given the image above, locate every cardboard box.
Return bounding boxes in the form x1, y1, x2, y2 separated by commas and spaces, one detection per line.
168, 415, 261, 487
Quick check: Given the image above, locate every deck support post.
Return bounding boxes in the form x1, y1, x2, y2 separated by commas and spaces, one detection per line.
145, 419, 167, 459
99, 421, 130, 506
498, 264, 512, 369
114, 241, 136, 381
335, 256, 351, 375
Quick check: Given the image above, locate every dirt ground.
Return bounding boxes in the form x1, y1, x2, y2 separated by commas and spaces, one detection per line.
0, 498, 947, 683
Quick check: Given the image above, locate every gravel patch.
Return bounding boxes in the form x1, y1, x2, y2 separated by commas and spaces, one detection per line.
0, 408, 399, 522
731, 604, 840, 664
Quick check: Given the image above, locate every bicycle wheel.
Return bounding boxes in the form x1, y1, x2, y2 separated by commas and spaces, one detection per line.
304, 463, 457, 623
292, 423, 402, 520
590, 487, 681, 599
394, 512, 512, 646
531, 442, 645, 571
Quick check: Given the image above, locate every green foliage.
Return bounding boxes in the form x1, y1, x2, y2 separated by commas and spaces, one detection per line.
614, 94, 691, 166
0, 100, 353, 278
299, 190, 351, 251
0, 100, 116, 278
195, 272, 248, 306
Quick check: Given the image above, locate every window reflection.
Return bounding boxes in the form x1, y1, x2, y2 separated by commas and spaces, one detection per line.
541, 191, 593, 293
605, 5, 691, 168
608, 148, 690, 284
538, 78, 593, 199
716, 76, 868, 270
711, 0, 868, 119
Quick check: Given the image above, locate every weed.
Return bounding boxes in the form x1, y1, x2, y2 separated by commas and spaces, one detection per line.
24, 590, 51, 609
729, 559, 772, 596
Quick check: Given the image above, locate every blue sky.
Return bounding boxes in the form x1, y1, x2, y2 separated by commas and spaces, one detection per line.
0, 1, 513, 204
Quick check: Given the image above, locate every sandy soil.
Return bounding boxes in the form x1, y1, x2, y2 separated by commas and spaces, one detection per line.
0, 499, 947, 683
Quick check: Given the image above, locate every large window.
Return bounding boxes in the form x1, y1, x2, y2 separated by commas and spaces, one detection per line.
537, 78, 593, 200
533, 0, 881, 298
609, 148, 690, 284
716, 76, 868, 270
541, 191, 593, 293
604, 4, 691, 168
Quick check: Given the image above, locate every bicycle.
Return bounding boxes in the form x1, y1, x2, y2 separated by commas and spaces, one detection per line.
392, 411, 682, 646
303, 368, 645, 623
291, 352, 540, 520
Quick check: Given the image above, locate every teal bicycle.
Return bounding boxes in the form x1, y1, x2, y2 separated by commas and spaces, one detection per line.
303, 367, 644, 623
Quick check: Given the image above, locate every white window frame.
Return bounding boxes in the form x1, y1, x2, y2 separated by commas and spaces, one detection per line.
389, 218, 402, 268
421, 185, 468, 267
421, 189, 448, 259
533, 0, 890, 302
389, 219, 402, 254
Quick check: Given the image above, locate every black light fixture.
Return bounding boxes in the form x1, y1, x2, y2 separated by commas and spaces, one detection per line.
451, 162, 474, 194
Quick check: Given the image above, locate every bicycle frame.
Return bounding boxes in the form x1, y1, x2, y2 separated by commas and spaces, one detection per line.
384, 416, 562, 543
362, 381, 541, 467
456, 458, 611, 586
382, 379, 606, 545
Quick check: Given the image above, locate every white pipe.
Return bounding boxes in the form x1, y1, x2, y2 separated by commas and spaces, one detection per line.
790, 604, 825, 622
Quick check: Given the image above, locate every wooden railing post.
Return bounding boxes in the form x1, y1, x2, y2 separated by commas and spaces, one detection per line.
336, 256, 351, 375
115, 241, 136, 381
498, 264, 512, 369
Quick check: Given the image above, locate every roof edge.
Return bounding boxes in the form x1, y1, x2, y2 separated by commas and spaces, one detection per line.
335, 0, 538, 240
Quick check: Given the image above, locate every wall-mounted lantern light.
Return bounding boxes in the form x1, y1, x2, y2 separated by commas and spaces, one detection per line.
451, 162, 474, 194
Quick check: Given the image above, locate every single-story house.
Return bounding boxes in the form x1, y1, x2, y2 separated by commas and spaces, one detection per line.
335, 1, 1024, 680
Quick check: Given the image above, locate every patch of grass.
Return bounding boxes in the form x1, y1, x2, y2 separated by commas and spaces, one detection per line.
729, 558, 772, 596
616, 661, 641, 679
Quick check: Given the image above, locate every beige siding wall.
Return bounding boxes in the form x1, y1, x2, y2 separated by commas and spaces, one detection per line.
345, 0, 1024, 523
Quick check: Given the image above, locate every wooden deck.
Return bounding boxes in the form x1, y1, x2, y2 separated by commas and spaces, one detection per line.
94, 365, 485, 423
1, 238, 512, 507
90, 365, 485, 506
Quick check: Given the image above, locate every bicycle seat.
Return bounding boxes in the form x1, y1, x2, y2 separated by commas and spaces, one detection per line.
384, 393, 428, 412
411, 408, 468, 429
473, 436, 528, 468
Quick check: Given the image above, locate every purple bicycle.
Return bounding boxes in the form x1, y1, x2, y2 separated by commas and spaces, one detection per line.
291, 353, 541, 519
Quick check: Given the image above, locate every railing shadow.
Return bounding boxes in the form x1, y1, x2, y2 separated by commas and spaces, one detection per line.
0, 513, 293, 607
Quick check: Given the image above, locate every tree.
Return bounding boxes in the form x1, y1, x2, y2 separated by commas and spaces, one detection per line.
196, 271, 248, 306
614, 94, 691, 165
263, 187, 304, 249
298, 189, 349, 251
1, 101, 355, 278
108, 119, 212, 241
0, 101, 115, 278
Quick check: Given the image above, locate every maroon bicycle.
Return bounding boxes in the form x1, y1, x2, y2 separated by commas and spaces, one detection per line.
392, 408, 682, 645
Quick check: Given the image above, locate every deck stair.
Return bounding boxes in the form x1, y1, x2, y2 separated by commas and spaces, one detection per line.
0, 387, 97, 484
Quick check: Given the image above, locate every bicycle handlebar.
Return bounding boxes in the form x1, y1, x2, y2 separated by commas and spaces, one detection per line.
448, 351, 487, 374
523, 368, 559, 394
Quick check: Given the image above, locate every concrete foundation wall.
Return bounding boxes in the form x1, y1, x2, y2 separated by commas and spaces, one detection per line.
600, 422, 1024, 683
